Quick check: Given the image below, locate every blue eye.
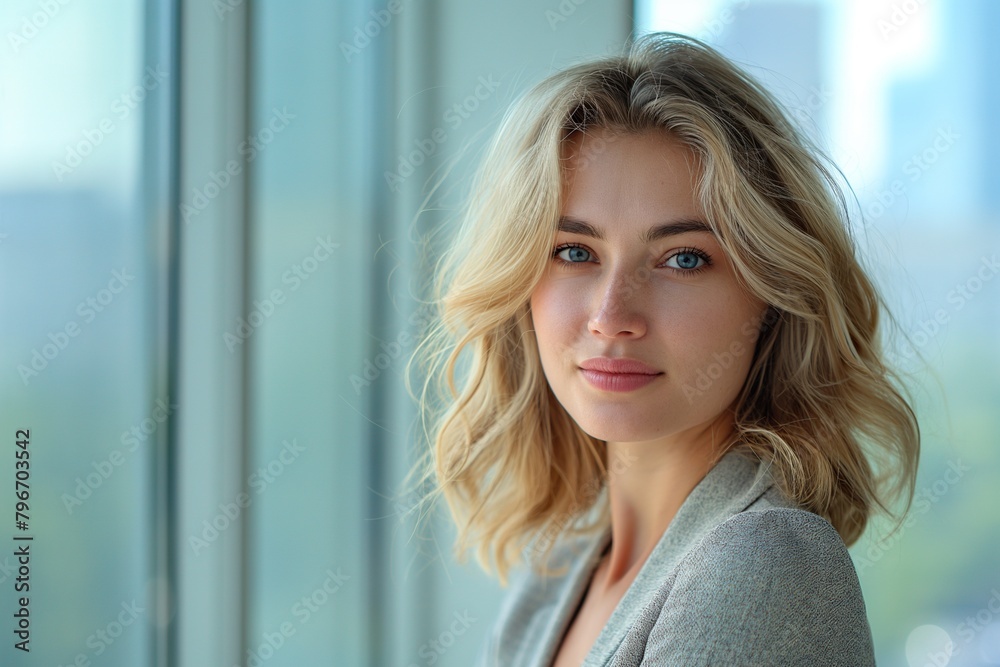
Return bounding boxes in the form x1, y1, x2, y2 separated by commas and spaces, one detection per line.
553, 244, 593, 263
666, 251, 706, 271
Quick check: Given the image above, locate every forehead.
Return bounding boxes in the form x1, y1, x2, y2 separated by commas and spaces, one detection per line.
559, 127, 703, 220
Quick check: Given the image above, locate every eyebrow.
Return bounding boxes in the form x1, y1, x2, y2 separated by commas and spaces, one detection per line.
557, 216, 715, 243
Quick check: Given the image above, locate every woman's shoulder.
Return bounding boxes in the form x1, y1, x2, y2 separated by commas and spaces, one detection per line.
642, 506, 875, 665
676, 505, 858, 594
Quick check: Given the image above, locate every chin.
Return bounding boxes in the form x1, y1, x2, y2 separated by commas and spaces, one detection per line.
571, 414, 665, 444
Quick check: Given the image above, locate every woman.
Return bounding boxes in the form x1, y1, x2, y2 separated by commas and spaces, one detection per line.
404, 32, 919, 666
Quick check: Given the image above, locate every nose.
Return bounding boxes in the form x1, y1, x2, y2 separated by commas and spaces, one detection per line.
587, 267, 647, 338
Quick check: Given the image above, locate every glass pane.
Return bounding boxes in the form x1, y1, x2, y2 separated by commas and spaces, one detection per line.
0, 0, 164, 665
246, 1, 369, 664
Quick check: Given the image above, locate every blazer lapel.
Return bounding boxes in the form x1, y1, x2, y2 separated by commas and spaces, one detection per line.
527, 520, 613, 667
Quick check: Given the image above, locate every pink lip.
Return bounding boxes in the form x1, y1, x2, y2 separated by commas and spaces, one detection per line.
579, 357, 663, 393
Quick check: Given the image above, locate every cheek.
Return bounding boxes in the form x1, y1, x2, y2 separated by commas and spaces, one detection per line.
530, 279, 572, 334
658, 294, 762, 383
529, 279, 581, 365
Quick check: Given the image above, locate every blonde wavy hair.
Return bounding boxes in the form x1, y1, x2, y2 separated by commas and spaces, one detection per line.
403, 32, 920, 586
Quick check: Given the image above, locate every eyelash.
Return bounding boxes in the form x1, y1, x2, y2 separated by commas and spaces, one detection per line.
551, 243, 714, 275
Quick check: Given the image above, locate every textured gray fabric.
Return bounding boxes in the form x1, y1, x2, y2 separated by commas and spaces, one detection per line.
472, 449, 876, 666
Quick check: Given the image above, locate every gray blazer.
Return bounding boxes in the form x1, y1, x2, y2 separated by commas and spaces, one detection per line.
473, 449, 876, 666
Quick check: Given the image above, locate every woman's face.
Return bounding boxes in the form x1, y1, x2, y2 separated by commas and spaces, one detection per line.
529, 127, 768, 444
